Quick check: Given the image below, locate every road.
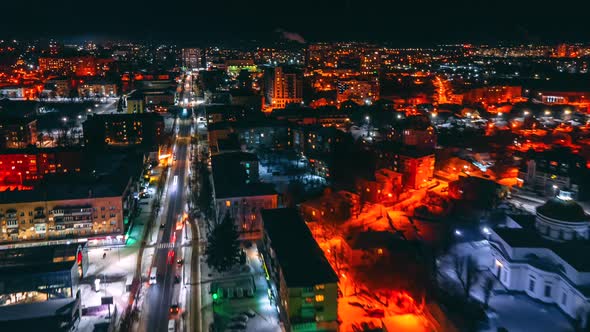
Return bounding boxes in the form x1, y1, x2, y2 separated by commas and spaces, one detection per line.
142, 73, 196, 332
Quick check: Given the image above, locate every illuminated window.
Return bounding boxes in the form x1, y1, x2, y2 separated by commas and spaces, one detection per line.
377, 248, 383, 255
225, 201, 231, 207
315, 294, 324, 302
314, 284, 325, 290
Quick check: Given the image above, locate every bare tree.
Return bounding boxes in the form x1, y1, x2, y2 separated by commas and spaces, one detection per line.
482, 276, 496, 309
452, 254, 480, 300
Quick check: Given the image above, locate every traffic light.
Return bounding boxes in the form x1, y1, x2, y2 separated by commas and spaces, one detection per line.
212, 293, 219, 300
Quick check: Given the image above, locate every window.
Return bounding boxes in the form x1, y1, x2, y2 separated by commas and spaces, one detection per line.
315, 295, 324, 302
544, 285, 552, 297
314, 284, 325, 291
529, 279, 535, 292
562, 292, 567, 306
225, 200, 231, 207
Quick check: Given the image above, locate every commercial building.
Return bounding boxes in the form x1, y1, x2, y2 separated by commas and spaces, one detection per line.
0, 174, 133, 244
489, 191, 590, 325
0, 244, 86, 331
264, 66, 303, 110
261, 208, 339, 331
83, 113, 164, 149
0, 117, 37, 149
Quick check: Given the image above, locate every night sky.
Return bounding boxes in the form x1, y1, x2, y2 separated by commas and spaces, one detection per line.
3, 0, 589, 44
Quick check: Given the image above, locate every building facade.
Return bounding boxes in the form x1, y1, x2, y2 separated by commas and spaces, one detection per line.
265, 66, 303, 110
0, 178, 134, 243
83, 113, 164, 149
0, 117, 37, 149
181, 48, 202, 69
0, 148, 83, 190
261, 208, 339, 332
489, 192, 590, 324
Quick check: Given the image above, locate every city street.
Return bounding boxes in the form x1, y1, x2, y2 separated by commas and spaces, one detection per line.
138, 73, 196, 332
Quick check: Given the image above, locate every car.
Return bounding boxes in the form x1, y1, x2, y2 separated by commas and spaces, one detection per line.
242, 309, 256, 318
231, 314, 248, 322
169, 304, 180, 315
366, 308, 384, 318
348, 301, 364, 308
177, 259, 184, 266
227, 322, 247, 330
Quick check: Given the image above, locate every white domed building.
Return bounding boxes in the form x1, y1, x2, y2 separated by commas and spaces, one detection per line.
489, 191, 590, 321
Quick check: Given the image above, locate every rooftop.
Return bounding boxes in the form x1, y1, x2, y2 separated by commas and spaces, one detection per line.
262, 208, 338, 287
536, 197, 589, 223
494, 227, 590, 272
0, 173, 130, 204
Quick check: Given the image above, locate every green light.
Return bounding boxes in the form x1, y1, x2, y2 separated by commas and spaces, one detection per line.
212, 293, 219, 300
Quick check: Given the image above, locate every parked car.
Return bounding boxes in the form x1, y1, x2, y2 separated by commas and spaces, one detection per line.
231, 314, 248, 322
242, 309, 256, 318
366, 308, 384, 318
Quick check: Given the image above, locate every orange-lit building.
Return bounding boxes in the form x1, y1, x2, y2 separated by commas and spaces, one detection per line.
336, 79, 379, 105
462, 85, 522, 104
38, 56, 113, 77
0, 117, 37, 149
356, 168, 404, 203
264, 66, 303, 110
376, 145, 435, 189
300, 190, 360, 223
0, 148, 83, 190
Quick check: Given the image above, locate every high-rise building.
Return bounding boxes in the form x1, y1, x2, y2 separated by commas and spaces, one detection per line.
264, 66, 303, 110
181, 48, 202, 69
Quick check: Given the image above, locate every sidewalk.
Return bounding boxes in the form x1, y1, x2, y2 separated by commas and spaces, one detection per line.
78, 192, 155, 332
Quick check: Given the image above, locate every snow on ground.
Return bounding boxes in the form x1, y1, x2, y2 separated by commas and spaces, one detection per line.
439, 241, 574, 332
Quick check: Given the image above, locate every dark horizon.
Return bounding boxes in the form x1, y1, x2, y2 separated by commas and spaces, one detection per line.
3, 0, 590, 45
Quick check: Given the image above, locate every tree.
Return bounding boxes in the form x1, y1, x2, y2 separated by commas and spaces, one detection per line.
205, 212, 242, 272
197, 163, 213, 220
452, 254, 480, 300
482, 276, 496, 309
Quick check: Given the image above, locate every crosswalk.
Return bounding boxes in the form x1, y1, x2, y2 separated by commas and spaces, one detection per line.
151, 242, 194, 249
155, 242, 176, 249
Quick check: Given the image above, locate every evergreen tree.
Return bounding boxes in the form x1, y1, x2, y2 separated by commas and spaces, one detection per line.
205, 212, 241, 272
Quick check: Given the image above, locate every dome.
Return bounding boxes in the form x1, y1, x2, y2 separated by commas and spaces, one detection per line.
536, 198, 589, 223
